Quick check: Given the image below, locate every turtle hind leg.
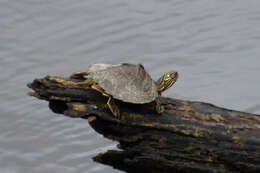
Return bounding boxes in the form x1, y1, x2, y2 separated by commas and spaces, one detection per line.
70, 70, 90, 79
73, 78, 94, 87
90, 84, 120, 118
155, 99, 164, 115
107, 96, 120, 118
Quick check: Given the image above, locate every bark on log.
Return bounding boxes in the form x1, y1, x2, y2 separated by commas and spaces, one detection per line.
27, 75, 260, 173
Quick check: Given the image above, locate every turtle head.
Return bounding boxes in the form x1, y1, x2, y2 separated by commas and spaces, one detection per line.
156, 71, 178, 95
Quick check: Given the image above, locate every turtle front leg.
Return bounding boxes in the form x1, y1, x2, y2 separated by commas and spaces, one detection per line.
107, 96, 120, 118
155, 99, 164, 115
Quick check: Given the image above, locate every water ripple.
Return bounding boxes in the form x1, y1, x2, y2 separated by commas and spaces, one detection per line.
1, 1, 260, 173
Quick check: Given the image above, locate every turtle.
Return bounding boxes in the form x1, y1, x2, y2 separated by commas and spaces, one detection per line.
70, 63, 178, 118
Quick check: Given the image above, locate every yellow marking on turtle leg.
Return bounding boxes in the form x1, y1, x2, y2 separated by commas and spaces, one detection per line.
70, 71, 90, 78
155, 99, 164, 115
90, 83, 106, 94
90, 84, 121, 118
74, 78, 94, 87
107, 96, 120, 118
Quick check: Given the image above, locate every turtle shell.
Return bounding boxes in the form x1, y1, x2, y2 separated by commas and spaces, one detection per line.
88, 63, 158, 104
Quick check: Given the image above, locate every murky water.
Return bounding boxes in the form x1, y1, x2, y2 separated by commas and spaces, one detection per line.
1, 0, 260, 172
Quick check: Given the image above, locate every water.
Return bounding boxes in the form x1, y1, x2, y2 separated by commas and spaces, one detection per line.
1, 0, 260, 172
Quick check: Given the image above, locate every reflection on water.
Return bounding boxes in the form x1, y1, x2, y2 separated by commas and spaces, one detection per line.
1, 0, 260, 172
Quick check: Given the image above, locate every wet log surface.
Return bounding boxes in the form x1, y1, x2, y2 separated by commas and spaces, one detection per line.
27, 75, 260, 173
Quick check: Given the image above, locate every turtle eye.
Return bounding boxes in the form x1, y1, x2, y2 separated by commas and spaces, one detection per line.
166, 73, 171, 78
170, 72, 178, 79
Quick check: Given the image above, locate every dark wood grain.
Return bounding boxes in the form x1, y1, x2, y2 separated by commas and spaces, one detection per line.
27, 75, 260, 173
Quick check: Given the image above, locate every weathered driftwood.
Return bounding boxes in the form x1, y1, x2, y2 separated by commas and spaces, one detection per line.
27, 75, 260, 173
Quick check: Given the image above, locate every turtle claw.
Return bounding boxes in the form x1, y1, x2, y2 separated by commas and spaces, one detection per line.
107, 96, 121, 119
111, 106, 121, 119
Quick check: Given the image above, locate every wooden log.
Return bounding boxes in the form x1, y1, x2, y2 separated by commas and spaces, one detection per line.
27, 75, 260, 173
